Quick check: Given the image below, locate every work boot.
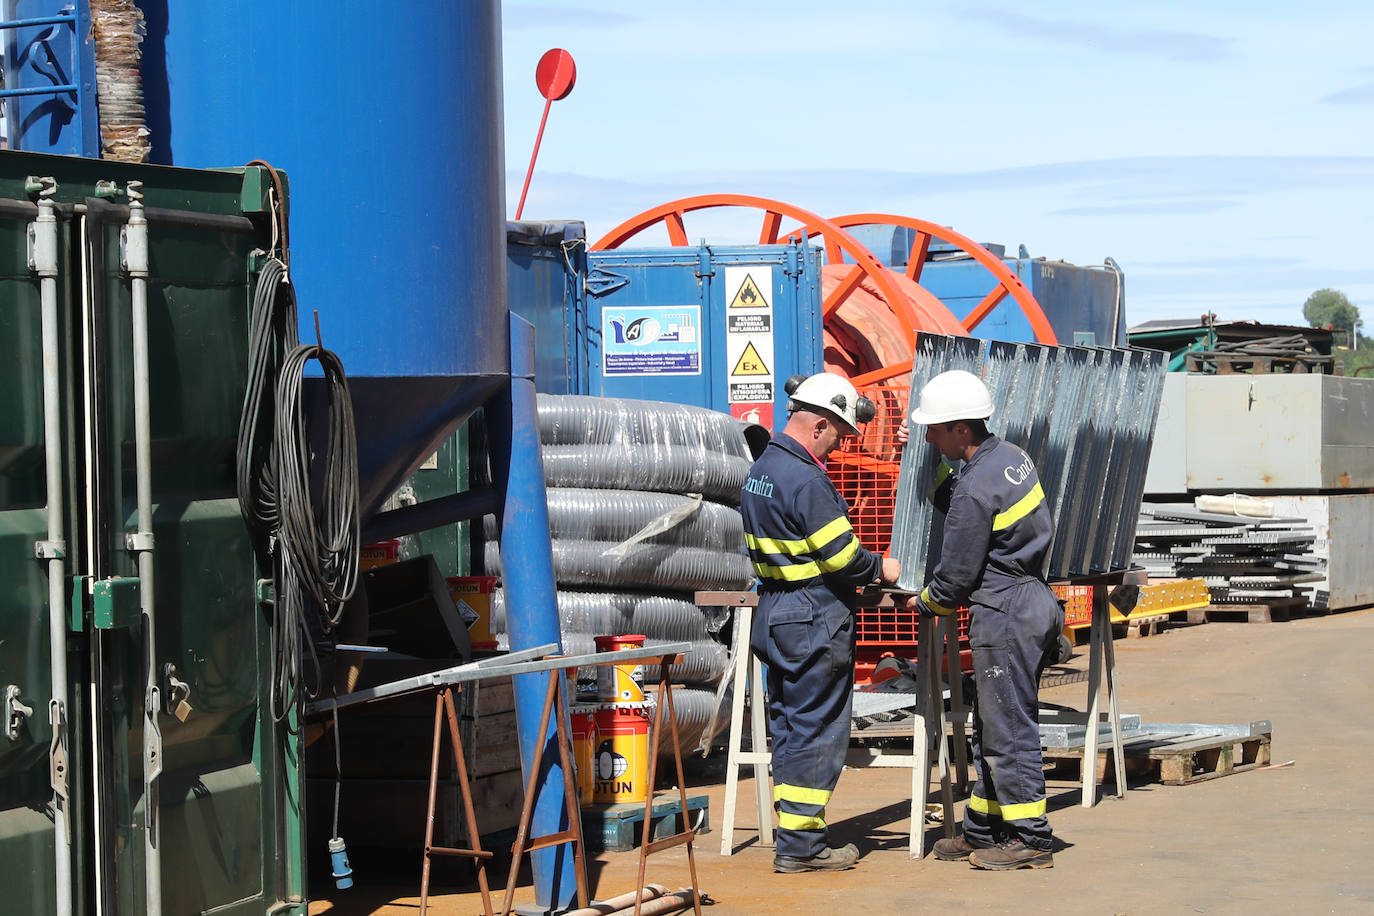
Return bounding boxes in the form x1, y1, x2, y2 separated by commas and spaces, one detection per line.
773, 843, 859, 873
932, 835, 980, 861
968, 839, 1054, 870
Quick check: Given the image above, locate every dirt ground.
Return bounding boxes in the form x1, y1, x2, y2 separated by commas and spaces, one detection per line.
308, 607, 1374, 915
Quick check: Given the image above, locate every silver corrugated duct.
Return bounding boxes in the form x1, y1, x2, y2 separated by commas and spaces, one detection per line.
491, 589, 712, 644
540, 445, 750, 504
893, 334, 1166, 585
482, 488, 745, 551
537, 393, 760, 457
556, 633, 728, 686
484, 539, 752, 592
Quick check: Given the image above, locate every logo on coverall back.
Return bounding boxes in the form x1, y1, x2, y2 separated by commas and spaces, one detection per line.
1004, 453, 1034, 486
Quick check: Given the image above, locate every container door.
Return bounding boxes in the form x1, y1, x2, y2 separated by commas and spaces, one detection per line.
583, 243, 822, 425
78, 188, 303, 914
0, 182, 84, 914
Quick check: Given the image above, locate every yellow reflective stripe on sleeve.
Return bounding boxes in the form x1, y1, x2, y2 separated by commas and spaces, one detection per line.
744, 516, 852, 557
750, 541, 857, 581
998, 798, 1047, 820
815, 536, 860, 573
967, 794, 1046, 821
754, 559, 821, 581
778, 812, 827, 831
774, 783, 833, 806
927, 460, 953, 498
920, 586, 956, 616
992, 482, 1045, 531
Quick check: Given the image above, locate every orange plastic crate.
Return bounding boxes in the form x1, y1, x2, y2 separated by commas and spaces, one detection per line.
1053, 584, 1094, 629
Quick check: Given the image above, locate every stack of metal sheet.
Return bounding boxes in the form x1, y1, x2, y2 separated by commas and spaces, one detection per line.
892, 334, 1167, 591
1133, 504, 1325, 605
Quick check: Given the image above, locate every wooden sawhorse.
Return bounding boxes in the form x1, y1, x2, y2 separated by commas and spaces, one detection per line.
703, 590, 968, 860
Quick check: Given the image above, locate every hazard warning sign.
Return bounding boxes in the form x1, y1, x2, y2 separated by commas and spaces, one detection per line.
731, 341, 770, 377
724, 266, 776, 419
728, 272, 769, 310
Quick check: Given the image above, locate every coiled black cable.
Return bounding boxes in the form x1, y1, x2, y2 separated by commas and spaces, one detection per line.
274, 340, 361, 628
237, 257, 297, 554
236, 257, 361, 725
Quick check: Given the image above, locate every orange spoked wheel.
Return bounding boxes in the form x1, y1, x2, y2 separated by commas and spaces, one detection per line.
594, 196, 1057, 682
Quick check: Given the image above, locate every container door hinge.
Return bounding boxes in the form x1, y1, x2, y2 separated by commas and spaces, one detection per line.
49, 699, 70, 844
584, 265, 628, 297
784, 241, 802, 277
5, 685, 33, 741
695, 244, 714, 279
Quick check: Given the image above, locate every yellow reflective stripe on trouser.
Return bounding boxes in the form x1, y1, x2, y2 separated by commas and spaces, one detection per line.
920, 586, 956, 616
775, 783, 832, 806
968, 793, 1047, 821
745, 516, 852, 557
778, 812, 826, 831
992, 482, 1045, 531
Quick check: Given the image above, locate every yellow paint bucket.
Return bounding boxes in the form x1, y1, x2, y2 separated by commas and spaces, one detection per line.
592, 702, 652, 805
569, 705, 599, 806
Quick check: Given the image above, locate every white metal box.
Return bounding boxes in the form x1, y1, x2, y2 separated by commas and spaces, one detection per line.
1143, 372, 1189, 495
1185, 375, 1374, 491
1268, 494, 1374, 610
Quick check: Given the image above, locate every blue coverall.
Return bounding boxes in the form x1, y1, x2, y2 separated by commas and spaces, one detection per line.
920, 435, 1061, 852
740, 432, 883, 859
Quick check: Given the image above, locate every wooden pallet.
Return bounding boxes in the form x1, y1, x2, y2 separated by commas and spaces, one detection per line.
1187, 599, 1308, 624
1065, 612, 1184, 646
1045, 723, 1272, 787
581, 794, 710, 853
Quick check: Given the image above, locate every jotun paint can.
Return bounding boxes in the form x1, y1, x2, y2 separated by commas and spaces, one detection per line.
569, 705, 598, 806
592, 701, 652, 805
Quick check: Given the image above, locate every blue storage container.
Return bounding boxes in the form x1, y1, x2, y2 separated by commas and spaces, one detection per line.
580, 243, 824, 429
507, 220, 588, 395
849, 227, 1125, 346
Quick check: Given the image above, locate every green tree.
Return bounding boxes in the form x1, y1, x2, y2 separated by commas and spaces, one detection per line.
1303, 288, 1363, 346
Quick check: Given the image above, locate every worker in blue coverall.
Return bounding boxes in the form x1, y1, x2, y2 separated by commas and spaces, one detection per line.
905, 369, 1061, 870
740, 371, 901, 873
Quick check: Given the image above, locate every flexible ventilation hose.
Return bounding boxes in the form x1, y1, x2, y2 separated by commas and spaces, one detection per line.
483, 488, 745, 551
537, 393, 757, 456
484, 539, 751, 592
541, 445, 750, 504
490, 588, 713, 643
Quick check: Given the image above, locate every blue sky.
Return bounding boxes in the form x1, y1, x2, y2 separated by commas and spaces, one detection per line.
502, 2, 1374, 329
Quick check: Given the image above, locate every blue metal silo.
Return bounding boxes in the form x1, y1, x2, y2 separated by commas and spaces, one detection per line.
142, 0, 510, 515
137, 3, 574, 909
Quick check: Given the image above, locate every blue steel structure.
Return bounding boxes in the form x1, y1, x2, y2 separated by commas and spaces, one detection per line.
4, 0, 576, 909
0, 0, 99, 156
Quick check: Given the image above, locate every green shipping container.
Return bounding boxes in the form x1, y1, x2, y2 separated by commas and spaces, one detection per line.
0, 151, 303, 914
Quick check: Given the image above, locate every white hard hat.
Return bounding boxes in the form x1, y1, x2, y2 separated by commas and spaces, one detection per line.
785, 372, 875, 434
909, 369, 994, 425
